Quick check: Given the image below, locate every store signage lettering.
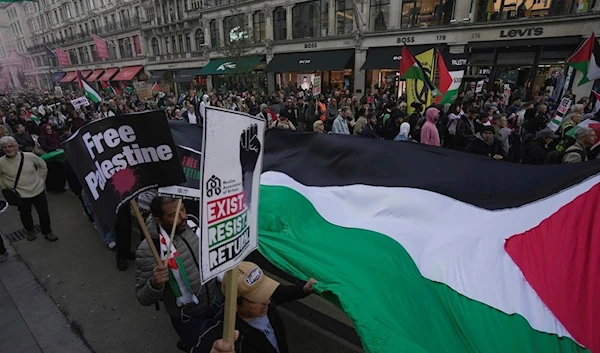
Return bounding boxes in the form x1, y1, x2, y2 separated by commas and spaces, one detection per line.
499, 27, 543, 38
304, 43, 318, 49
397, 36, 416, 44
392, 56, 401, 61
452, 59, 468, 66
298, 59, 311, 64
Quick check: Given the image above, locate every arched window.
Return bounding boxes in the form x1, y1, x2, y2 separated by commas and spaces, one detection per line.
273, 7, 286, 41
252, 11, 265, 42
151, 37, 159, 55
292, 1, 328, 39
195, 29, 204, 50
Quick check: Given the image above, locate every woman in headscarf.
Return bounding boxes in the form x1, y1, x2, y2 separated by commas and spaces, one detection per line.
38, 124, 66, 192
394, 122, 412, 141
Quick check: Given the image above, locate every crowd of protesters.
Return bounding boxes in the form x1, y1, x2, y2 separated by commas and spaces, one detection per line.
0, 81, 599, 352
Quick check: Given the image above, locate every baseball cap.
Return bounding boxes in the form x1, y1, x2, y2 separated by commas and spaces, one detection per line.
224, 262, 280, 303
536, 128, 559, 139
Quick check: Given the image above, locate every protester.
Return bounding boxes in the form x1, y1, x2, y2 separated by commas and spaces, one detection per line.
521, 128, 558, 165
12, 123, 36, 153
191, 261, 317, 353
361, 112, 379, 139
332, 106, 350, 135
135, 196, 221, 352
466, 126, 507, 160
0, 136, 58, 241
493, 115, 511, 154
563, 127, 597, 163
420, 107, 441, 147
270, 113, 296, 130
353, 108, 368, 136
313, 120, 325, 133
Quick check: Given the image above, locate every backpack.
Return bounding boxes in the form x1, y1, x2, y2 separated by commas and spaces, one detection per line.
545, 149, 586, 165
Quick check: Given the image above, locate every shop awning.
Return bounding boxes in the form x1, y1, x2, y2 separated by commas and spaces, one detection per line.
51, 72, 66, 82
360, 46, 435, 70
265, 50, 354, 72
173, 68, 202, 83
98, 68, 119, 81
149, 70, 166, 83
59, 71, 78, 83
81, 70, 92, 79
112, 66, 143, 81
87, 69, 104, 82
199, 56, 263, 75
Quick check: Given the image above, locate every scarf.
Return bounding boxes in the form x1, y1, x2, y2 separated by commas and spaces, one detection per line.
159, 221, 199, 307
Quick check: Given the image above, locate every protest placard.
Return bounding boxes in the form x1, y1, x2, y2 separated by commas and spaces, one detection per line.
547, 97, 572, 132
200, 107, 266, 284
71, 96, 90, 109
63, 110, 186, 231
313, 76, 321, 96
158, 145, 202, 200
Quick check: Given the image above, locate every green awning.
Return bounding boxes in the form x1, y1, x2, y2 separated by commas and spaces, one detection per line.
199, 56, 263, 75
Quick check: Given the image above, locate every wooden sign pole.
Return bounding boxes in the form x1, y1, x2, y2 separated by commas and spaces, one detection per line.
222, 266, 239, 344
130, 199, 161, 265
163, 199, 183, 266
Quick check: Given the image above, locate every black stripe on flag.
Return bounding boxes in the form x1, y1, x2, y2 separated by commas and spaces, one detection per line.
262, 130, 600, 210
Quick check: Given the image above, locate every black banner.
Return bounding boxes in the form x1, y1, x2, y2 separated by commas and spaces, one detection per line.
63, 110, 186, 229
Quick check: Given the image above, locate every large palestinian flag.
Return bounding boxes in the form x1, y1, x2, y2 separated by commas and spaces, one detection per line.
257, 130, 600, 353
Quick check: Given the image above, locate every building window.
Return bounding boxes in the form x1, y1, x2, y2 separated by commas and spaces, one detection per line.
401, 0, 453, 28
151, 37, 159, 55
252, 11, 266, 42
185, 32, 191, 51
178, 34, 184, 52
171, 35, 176, 52
66, 4, 71, 18
476, 0, 592, 21
224, 14, 249, 44
336, 0, 354, 35
89, 0, 95, 10
165, 37, 169, 53
293, 0, 328, 39
69, 49, 78, 64
370, 0, 389, 31
195, 29, 204, 49
273, 7, 286, 41
210, 19, 219, 46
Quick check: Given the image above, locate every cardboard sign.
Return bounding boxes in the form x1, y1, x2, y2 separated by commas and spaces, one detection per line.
313, 76, 321, 96
475, 80, 484, 93
71, 96, 90, 109
199, 107, 266, 284
63, 110, 186, 230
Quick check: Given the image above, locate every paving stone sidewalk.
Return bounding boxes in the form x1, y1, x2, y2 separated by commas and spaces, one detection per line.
0, 239, 92, 353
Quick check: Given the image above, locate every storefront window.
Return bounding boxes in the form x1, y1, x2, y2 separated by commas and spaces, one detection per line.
476, 0, 595, 22
292, 0, 328, 39
336, 0, 354, 35
195, 29, 205, 49
253, 11, 266, 42
370, 0, 389, 31
210, 19, 219, 46
402, 0, 453, 28
273, 7, 287, 41
151, 37, 159, 55
224, 14, 249, 44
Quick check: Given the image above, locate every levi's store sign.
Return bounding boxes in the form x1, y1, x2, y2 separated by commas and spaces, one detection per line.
500, 27, 544, 38
299, 59, 311, 64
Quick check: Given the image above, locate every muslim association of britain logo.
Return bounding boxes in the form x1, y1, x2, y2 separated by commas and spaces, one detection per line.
206, 175, 222, 197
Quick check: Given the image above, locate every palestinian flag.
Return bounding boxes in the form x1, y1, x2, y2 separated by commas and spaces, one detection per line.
257, 130, 600, 353
568, 32, 600, 86
151, 82, 159, 92
566, 118, 600, 146
100, 80, 119, 96
399, 46, 439, 96
436, 51, 468, 105
592, 90, 600, 114
77, 71, 101, 103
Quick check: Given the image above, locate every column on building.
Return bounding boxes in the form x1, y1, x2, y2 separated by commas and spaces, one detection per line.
267, 52, 275, 93
327, 0, 335, 35
453, 0, 472, 22
388, 0, 401, 29
354, 48, 367, 99
247, 12, 253, 40
75, 48, 83, 64
203, 20, 211, 47
263, 8, 273, 40
218, 18, 225, 47
115, 40, 122, 59
285, 5, 292, 40
359, 0, 369, 33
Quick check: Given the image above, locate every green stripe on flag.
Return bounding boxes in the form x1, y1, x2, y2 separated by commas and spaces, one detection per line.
257, 185, 588, 353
